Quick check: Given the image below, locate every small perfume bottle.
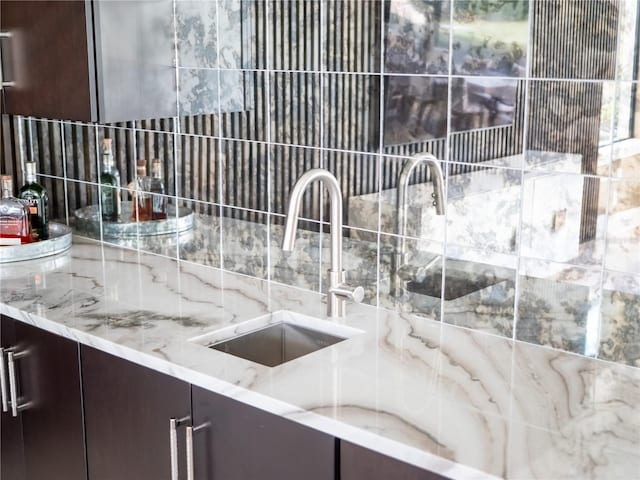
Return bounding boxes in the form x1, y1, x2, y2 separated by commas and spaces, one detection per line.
149, 159, 167, 220
130, 159, 152, 221
100, 138, 121, 222
0, 175, 32, 245
18, 161, 49, 240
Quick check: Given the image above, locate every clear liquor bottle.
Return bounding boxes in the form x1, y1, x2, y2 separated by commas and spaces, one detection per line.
100, 138, 120, 222
0, 175, 32, 245
149, 159, 167, 220
18, 161, 49, 240
130, 159, 152, 221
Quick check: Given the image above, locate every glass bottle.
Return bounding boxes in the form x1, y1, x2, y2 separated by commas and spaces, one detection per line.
131, 159, 152, 221
149, 159, 167, 220
18, 161, 49, 240
102, 138, 122, 221
0, 175, 32, 245
100, 138, 120, 222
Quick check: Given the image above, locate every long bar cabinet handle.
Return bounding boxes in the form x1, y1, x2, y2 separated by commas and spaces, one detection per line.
170, 416, 190, 480
7, 351, 18, 417
7, 350, 27, 417
170, 418, 180, 480
186, 423, 209, 480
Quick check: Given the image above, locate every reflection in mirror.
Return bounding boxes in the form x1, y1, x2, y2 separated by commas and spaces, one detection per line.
516, 257, 601, 357
452, 0, 528, 77
607, 82, 640, 180
615, 0, 639, 81
446, 164, 521, 256
176, 0, 254, 118
384, 76, 448, 145
380, 235, 516, 336
600, 270, 640, 365
605, 178, 640, 274
384, 0, 450, 75
450, 77, 517, 132
349, 155, 447, 241
391, 154, 446, 297
383, 0, 527, 146
521, 173, 608, 266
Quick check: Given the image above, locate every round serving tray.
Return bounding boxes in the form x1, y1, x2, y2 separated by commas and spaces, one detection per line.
74, 201, 194, 239
0, 250, 71, 278
0, 222, 72, 264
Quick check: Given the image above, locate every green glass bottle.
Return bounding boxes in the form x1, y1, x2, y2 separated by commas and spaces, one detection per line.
18, 161, 49, 240
100, 138, 120, 222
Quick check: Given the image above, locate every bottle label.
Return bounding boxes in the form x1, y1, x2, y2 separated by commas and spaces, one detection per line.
0, 216, 28, 242
0, 237, 21, 246
102, 192, 114, 211
20, 197, 41, 216
102, 186, 116, 218
0, 216, 23, 228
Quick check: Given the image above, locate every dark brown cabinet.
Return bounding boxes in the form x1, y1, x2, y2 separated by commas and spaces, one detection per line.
191, 385, 336, 480
341, 441, 449, 480
81, 346, 191, 480
80, 346, 335, 480
0, 0, 175, 122
0, 315, 87, 480
0, 315, 26, 480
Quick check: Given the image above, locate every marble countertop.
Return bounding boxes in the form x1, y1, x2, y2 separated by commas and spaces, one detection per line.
1, 238, 639, 479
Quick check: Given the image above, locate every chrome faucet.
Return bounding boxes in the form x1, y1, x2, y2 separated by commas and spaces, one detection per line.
282, 169, 364, 317
392, 153, 446, 297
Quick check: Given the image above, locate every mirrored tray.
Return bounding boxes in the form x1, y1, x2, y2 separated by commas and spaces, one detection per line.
0, 250, 71, 278
0, 222, 72, 264
74, 202, 194, 239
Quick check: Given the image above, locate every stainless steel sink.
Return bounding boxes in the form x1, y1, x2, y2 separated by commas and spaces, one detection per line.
190, 311, 363, 367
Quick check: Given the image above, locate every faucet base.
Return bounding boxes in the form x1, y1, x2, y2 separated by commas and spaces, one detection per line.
327, 270, 365, 317
327, 269, 347, 317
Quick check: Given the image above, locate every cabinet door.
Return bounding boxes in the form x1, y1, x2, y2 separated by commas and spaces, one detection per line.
92, 0, 176, 122
191, 385, 335, 480
13, 321, 87, 480
0, 0, 176, 123
0, 315, 26, 480
341, 441, 449, 480
0, 316, 86, 480
81, 346, 191, 480
0, 1, 97, 121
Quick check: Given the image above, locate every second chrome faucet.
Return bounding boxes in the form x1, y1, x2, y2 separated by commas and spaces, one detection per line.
392, 153, 446, 297
282, 169, 364, 318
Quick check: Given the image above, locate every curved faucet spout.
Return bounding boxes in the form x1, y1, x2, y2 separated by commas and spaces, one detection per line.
282, 168, 363, 317
282, 168, 343, 273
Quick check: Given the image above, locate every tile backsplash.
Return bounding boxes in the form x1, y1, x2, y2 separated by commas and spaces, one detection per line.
2, 0, 640, 368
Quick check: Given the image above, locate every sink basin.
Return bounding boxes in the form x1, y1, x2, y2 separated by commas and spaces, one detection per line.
405, 266, 505, 300
189, 310, 363, 367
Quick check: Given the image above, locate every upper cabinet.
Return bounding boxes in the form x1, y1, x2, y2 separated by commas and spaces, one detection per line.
0, 0, 253, 123
0, 0, 176, 123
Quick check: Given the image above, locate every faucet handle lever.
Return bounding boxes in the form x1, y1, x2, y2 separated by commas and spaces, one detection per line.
329, 283, 364, 304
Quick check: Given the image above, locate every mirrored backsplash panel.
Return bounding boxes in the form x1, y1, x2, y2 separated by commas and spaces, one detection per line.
2, 0, 640, 368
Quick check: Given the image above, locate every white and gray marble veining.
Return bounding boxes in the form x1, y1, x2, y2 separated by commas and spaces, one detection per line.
2, 238, 640, 479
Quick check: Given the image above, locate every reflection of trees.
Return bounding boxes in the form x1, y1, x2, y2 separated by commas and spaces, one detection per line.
455, 0, 528, 22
